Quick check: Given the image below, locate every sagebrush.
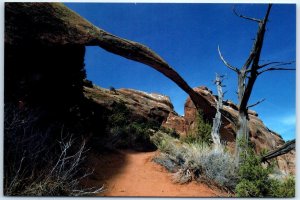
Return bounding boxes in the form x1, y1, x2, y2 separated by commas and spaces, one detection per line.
151, 131, 238, 191
151, 131, 294, 197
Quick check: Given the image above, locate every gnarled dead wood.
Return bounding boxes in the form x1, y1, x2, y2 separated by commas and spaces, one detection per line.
219, 4, 294, 167
211, 74, 224, 146
261, 139, 295, 162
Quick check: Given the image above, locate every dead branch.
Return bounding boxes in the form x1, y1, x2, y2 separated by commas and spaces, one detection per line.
247, 98, 265, 109
258, 61, 295, 69
233, 6, 262, 23
261, 139, 295, 162
258, 67, 296, 75
217, 45, 239, 72
239, 4, 272, 112
221, 4, 273, 167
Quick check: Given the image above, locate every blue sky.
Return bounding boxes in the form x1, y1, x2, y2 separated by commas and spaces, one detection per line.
65, 3, 296, 141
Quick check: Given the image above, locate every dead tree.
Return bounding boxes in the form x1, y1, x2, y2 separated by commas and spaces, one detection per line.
211, 74, 225, 147
218, 4, 295, 166
261, 139, 295, 163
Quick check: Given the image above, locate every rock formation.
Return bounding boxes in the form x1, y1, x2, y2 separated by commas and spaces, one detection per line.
5, 2, 207, 111
5, 2, 294, 175
162, 86, 295, 175
84, 85, 175, 124
84, 84, 295, 174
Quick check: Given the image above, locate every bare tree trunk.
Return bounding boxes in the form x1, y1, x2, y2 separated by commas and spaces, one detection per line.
218, 5, 295, 167
237, 72, 246, 103
235, 111, 249, 166
211, 74, 223, 147
234, 71, 249, 165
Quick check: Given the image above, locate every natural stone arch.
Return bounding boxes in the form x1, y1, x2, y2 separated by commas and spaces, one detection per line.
5, 2, 213, 112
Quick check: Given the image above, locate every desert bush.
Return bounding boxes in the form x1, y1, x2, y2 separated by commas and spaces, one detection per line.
20, 136, 103, 196
151, 131, 237, 190
5, 134, 103, 196
4, 104, 103, 196
108, 102, 129, 127
159, 126, 180, 138
152, 153, 179, 173
172, 169, 193, 184
182, 110, 212, 145
104, 102, 160, 151
235, 142, 294, 198
235, 141, 272, 197
153, 131, 294, 197
106, 120, 157, 151
268, 176, 295, 197
195, 145, 238, 189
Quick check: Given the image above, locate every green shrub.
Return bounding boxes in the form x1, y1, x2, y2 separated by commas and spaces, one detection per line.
150, 131, 186, 155
159, 126, 180, 138
236, 179, 261, 197
108, 102, 129, 126
236, 145, 273, 197
182, 110, 212, 145
269, 176, 295, 197
235, 142, 294, 198
105, 102, 159, 151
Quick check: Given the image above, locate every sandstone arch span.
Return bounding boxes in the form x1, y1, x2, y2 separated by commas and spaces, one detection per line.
6, 2, 212, 111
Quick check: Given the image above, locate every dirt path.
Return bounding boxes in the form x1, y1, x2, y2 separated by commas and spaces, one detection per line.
84, 150, 227, 197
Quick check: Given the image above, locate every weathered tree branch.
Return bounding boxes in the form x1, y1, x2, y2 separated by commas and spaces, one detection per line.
217, 46, 239, 72
220, 4, 273, 167
239, 4, 272, 112
261, 139, 295, 162
258, 61, 295, 69
233, 7, 262, 23
247, 98, 265, 109
258, 67, 296, 75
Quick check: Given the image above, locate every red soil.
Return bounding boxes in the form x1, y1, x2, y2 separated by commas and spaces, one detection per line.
84, 150, 229, 197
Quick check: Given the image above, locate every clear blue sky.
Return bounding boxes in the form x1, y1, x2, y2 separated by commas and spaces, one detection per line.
65, 3, 296, 141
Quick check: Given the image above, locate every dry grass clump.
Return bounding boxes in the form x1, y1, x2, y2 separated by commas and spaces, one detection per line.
151, 131, 238, 191
4, 104, 103, 196
5, 134, 104, 196
172, 168, 193, 184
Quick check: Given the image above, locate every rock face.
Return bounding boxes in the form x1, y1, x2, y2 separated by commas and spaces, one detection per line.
5, 2, 206, 113
5, 3, 294, 175
162, 86, 295, 175
85, 85, 295, 174
84, 86, 175, 124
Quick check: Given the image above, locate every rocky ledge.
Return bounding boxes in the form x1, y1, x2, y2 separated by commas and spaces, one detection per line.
84, 85, 175, 124
84, 84, 295, 175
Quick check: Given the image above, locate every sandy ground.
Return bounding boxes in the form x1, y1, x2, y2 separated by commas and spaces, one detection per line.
84, 150, 229, 197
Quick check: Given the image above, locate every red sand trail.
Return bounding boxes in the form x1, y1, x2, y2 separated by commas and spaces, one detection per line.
84, 150, 228, 197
